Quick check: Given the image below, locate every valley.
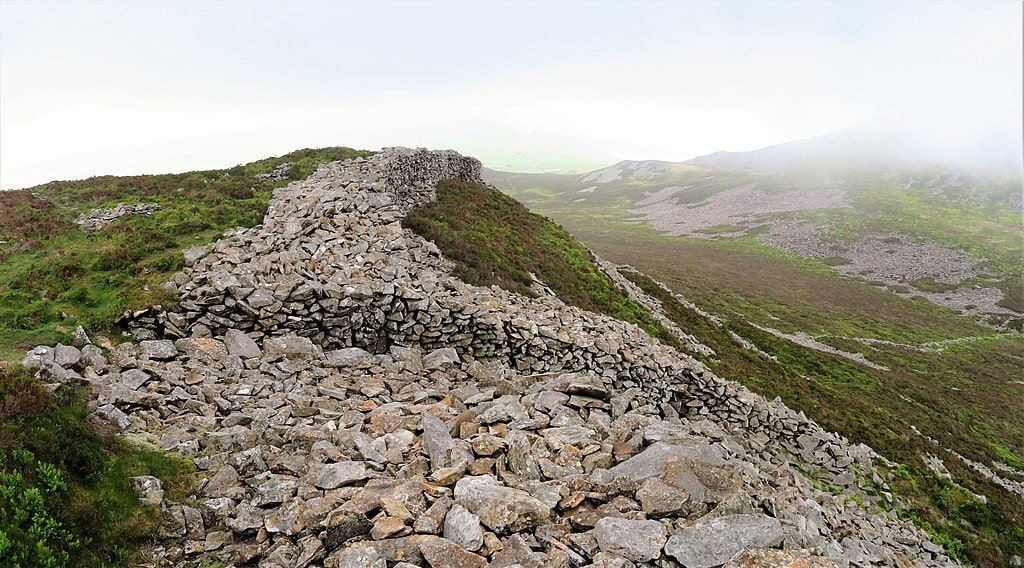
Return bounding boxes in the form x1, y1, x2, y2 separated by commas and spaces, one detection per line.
484, 132, 1024, 565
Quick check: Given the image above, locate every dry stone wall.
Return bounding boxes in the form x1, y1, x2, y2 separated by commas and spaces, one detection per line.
82, 148, 959, 566
132, 149, 858, 473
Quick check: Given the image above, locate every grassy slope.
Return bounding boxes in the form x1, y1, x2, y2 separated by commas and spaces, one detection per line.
0, 147, 373, 360
625, 266, 1024, 566
0, 148, 372, 564
402, 179, 679, 348
0, 366, 193, 567
487, 170, 1024, 565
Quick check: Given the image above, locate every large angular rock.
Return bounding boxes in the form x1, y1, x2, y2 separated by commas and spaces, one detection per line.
591, 441, 725, 485
326, 347, 373, 367
174, 337, 228, 359
443, 504, 483, 552
454, 475, 551, 533
224, 328, 262, 358
322, 511, 373, 551
264, 334, 323, 360
71, 325, 91, 347
664, 514, 785, 568
594, 517, 667, 562
315, 462, 369, 490
183, 245, 209, 267
129, 475, 164, 506
421, 411, 456, 470
390, 346, 424, 372
637, 477, 696, 517
53, 344, 82, 368
324, 544, 386, 568
565, 374, 610, 399
423, 347, 459, 370
139, 339, 177, 360
419, 537, 488, 568
22, 346, 54, 368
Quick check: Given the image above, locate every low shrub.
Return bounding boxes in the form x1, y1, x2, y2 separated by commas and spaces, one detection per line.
0, 366, 193, 567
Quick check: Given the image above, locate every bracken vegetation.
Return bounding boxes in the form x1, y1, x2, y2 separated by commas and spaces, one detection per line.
403, 179, 679, 347
0, 366, 193, 567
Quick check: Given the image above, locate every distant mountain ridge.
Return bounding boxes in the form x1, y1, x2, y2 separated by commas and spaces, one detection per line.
487, 128, 1023, 328
684, 126, 1023, 174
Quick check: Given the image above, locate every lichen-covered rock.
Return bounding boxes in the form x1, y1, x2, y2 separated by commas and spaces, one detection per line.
443, 504, 484, 552
593, 517, 667, 562
664, 514, 786, 568
224, 328, 261, 358
314, 462, 369, 490
454, 476, 551, 533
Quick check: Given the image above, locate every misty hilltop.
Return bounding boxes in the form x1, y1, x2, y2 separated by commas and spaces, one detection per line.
487, 128, 1024, 329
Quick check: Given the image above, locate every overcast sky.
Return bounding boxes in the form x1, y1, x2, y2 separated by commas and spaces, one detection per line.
1, 0, 1021, 189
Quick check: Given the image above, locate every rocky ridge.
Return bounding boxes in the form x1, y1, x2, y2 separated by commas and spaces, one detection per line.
28, 148, 955, 567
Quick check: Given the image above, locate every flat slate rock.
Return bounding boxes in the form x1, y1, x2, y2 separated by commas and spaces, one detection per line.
664, 514, 785, 568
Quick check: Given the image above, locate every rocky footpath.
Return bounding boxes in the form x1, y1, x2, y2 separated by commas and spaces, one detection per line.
28, 148, 955, 566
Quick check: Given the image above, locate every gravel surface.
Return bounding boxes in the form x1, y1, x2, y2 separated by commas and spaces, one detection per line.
837, 232, 982, 285
630, 185, 850, 238
758, 223, 1015, 319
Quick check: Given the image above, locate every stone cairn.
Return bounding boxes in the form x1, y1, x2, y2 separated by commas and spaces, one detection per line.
26, 148, 955, 567
76, 202, 163, 233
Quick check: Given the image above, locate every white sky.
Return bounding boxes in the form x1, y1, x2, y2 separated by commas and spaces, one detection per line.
1, 0, 1021, 189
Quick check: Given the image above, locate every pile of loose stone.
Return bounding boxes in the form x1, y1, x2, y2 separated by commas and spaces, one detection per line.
256, 163, 296, 183
28, 148, 956, 566
75, 202, 163, 233
24, 336, 950, 567
118, 149, 870, 472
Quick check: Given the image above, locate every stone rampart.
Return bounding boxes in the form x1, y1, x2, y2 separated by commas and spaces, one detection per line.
123, 148, 871, 477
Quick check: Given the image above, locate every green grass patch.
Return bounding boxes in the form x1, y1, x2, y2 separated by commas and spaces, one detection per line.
996, 279, 1024, 314
495, 165, 1023, 563
0, 366, 194, 566
521, 187, 559, 202
821, 256, 852, 266
912, 277, 961, 293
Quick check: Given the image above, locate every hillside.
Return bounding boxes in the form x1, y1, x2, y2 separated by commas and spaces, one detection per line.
0, 147, 374, 359
486, 132, 1023, 328
1, 148, 983, 567
484, 134, 1024, 565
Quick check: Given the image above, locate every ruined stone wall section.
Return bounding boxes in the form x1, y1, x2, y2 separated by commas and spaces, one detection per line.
378, 147, 484, 212
129, 148, 872, 474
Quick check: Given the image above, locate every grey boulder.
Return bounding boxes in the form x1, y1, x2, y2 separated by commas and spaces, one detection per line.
664, 514, 785, 568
